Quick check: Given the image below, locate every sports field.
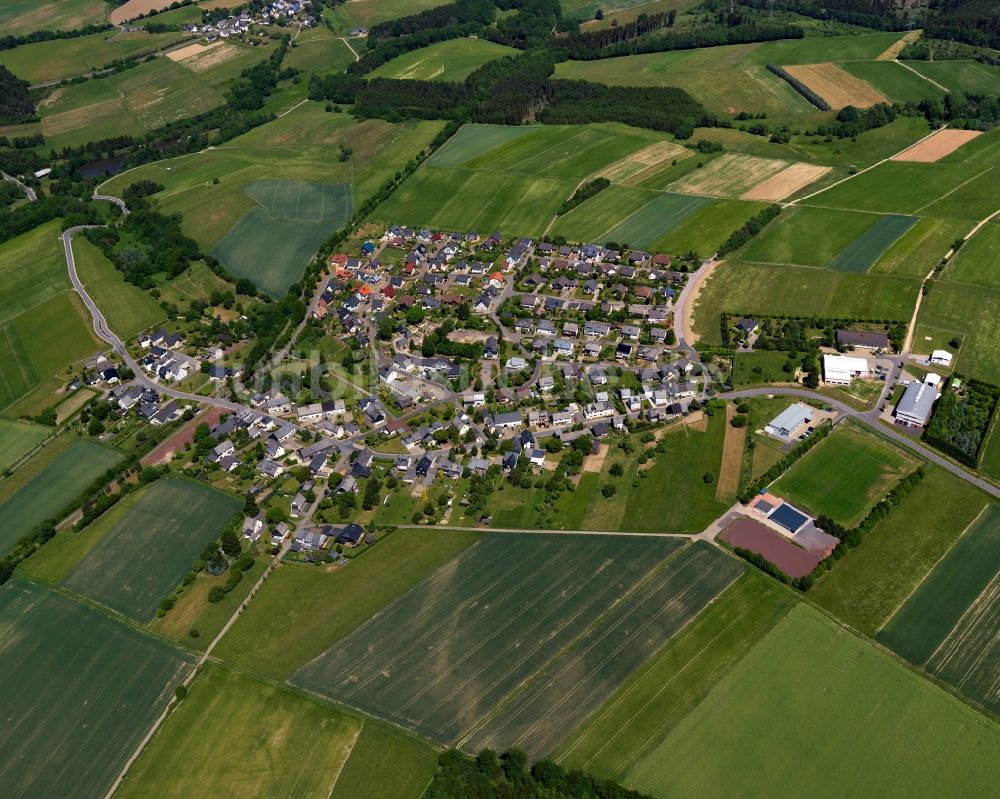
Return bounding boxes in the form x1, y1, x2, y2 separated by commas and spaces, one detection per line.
947, 221, 1000, 289
63, 478, 240, 622
692, 261, 920, 345
741, 205, 880, 268
628, 603, 1000, 799
371, 37, 516, 82
771, 424, 917, 527
0, 581, 191, 799
215, 528, 480, 679
809, 466, 989, 635
828, 214, 919, 273
464, 543, 745, 757
0, 419, 48, 472
0, 439, 122, 555
557, 572, 795, 779
600, 192, 709, 249
117, 664, 362, 799
291, 533, 686, 744
878, 505, 1000, 715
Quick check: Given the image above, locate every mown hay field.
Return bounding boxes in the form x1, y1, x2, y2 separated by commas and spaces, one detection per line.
291, 533, 686, 744
628, 604, 1000, 799
878, 504, 1000, 715
116, 664, 364, 799
0, 439, 122, 555
214, 527, 480, 679
668, 153, 789, 198
464, 543, 745, 757
0, 581, 191, 799
783, 63, 887, 109
771, 423, 917, 527
809, 466, 989, 635
828, 213, 918, 273
62, 478, 240, 622
371, 37, 516, 82
556, 572, 795, 779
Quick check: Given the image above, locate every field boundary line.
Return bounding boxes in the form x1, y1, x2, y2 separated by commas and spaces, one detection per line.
913, 167, 992, 215
324, 719, 363, 798
895, 59, 949, 92
924, 558, 1000, 669
875, 503, 989, 634
455, 543, 693, 750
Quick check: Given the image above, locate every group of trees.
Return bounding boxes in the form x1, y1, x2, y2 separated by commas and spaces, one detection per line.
557, 177, 609, 215
766, 63, 830, 111
421, 321, 484, 359
425, 747, 658, 799
923, 377, 1000, 466
0, 193, 103, 245
716, 204, 780, 257
0, 66, 35, 124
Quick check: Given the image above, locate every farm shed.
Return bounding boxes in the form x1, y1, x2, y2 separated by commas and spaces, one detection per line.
765, 403, 814, 440
823, 354, 869, 385
894, 378, 940, 427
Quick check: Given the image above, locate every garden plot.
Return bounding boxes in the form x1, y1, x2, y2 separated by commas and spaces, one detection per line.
291, 533, 685, 744
784, 63, 888, 109
668, 153, 789, 198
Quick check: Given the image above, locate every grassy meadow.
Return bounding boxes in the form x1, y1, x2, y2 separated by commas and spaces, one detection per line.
0, 419, 49, 472
371, 37, 517, 82
0, 0, 109, 35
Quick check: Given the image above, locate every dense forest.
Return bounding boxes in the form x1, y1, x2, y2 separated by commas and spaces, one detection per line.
425, 748, 659, 799
0, 66, 36, 124
924, 0, 1000, 49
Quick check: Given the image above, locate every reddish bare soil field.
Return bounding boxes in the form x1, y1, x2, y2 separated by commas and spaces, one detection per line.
142, 407, 223, 465
720, 517, 824, 578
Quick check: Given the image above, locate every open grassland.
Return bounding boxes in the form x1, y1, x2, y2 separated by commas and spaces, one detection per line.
772, 423, 917, 527
372, 37, 516, 82
980, 422, 1000, 482
879, 505, 1000, 715
323, 0, 442, 33
809, 466, 988, 635
650, 198, 767, 257
600, 192, 709, 249
211, 208, 333, 298
784, 63, 887, 109
947, 222, 1000, 289
328, 720, 439, 799
0, 219, 68, 324
596, 139, 691, 184
668, 153, 788, 198
0, 29, 188, 84
869, 216, 970, 279
0, 321, 37, 411
117, 665, 362, 799
807, 160, 984, 216
0, 581, 191, 799
628, 604, 1000, 799
244, 179, 353, 222
742, 206, 880, 268
828, 214, 918, 273
839, 60, 944, 104
0, 439, 122, 555
734, 350, 795, 388
214, 528, 479, 679
285, 26, 356, 74
914, 281, 1000, 383
919, 166, 1000, 221
940, 127, 1000, 164
0, 0, 108, 35
0, 419, 48, 473
426, 124, 536, 167
550, 185, 658, 243
556, 572, 795, 779
63, 478, 240, 622
291, 534, 684, 744
903, 59, 1000, 96
73, 237, 164, 338
464, 543, 744, 758
692, 261, 920, 345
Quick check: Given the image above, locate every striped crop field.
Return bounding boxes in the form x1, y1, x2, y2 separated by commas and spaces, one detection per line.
829, 214, 919, 273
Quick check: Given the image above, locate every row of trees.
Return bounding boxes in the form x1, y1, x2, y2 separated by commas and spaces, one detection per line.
766, 63, 830, 111
716, 204, 780, 257
557, 177, 609, 215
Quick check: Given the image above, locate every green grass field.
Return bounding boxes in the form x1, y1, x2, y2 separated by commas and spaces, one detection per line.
980, 421, 1000, 482
214, 528, 479, 679
0, 419, 48, 472
628, 603, 1000, 798
244, 179, 354, 222
0, 0, 109, 35
0, 580, 191, 799
211, 207, 333, 298
285, 25, 357, 74
556, 571, 795, 779
692, 260, 920, 345
902, 59, 1000, 96
291, 534, 686, 744
913, 280, 1000, 384
117, 664, 363, 799
742, 205, 880, 267
328, 720, 439, 799
919, 166, 1000, 221
838, 60, 944, 104
649, 198, 767, 257
371, 37, 516, 82
807, 160, 983, 216
426, 124, 537, 168
464, 543, 745, 758
549, 185, 657, 243
599, 192, 709, 249
0, 439, 122, 555
734, 350, 796, 387
73, 237, 165, 338
828, 214, 918, 273
0, 320, 37, 411
63, 478, 240, 622
869, 216, 970, 279
323, 0, 442, 33
878, 504, 1000, 714
772, 423, 916, 527
0, 219, 68, 324
0, 29, 188, 83
809, 465, 989, 635
947, 221, 1000, 289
